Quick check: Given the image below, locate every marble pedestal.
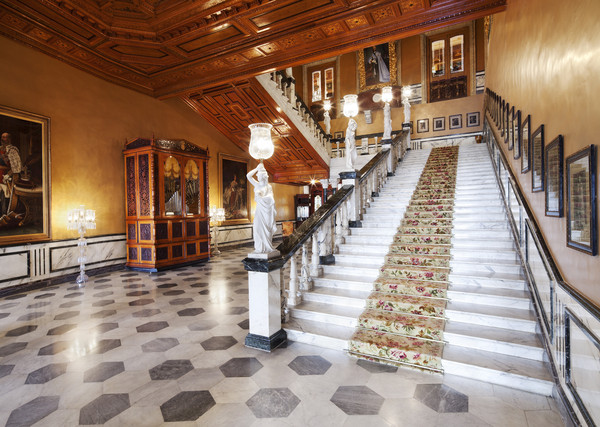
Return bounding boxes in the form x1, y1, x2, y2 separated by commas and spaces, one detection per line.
338, 170, 362, 227
242, 254, 287, 352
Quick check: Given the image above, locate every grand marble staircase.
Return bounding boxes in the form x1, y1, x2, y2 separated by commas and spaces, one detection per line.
284, 143, 555, 395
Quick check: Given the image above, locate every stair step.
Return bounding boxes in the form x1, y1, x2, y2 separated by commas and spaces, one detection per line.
442, 345, 553, 395
302, 286, 370, 307
321, 264, 380, 279
444, 321, 545, 361
312, 274, 374, 291
446, 301, 537, 333
449, 273, 526, 291
333, 253, 385, 266
450, 260, 522, 276
344, 235, 394, 245
338, 245, 389, 256
349, 227, 398, 236
289, 300, 361, 327
284, 318, 354, 350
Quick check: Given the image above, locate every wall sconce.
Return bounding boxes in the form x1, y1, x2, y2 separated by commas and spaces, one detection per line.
343, 94, 359, 118
401, 86, 412, 100
209, 205, 226, 255
248, 123, 274, 162
67, 205, 96, 285
381, 86, 393, 104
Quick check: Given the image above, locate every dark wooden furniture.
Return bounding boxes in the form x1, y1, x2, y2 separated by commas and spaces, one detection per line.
124, 138, 210, 271
294, 194, 311, 227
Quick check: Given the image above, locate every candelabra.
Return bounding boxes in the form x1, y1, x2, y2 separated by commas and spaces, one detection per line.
209, 206, 226, 255
67, 205, 96, 285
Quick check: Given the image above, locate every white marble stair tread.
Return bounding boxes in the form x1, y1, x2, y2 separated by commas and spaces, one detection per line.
284, 318, 354, 350
451, 256, 521, 266
446, 301, 537, 332
442, 344, 553, 395
289, 300, 363, 327
444, 321, 545, 360
448, 282, 529, 299
349, 227, 398, 236
312, 274, 375, 291
450, 260, 522, 276
344, 235, 395, 245
447, 289, 531, 310
451, 248, 517, 261
452, 219, 508, 227
448, 266, 524, 281
321, 263, 380, 279
333, 253, 385, 266
360, 221, 402, 228
302, 286, 370, 307
449, 273, 526, 291
337, 245, 390, 256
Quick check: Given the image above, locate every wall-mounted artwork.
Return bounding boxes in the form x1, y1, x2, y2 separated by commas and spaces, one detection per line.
358, 42, 398, 91
324, 67, 334, 99
449, 114, 462, 129
507, 106, 514, 149
521, 114, 531, 173
531, 124, 545, 192
466, 111, 480, 127
0, 105, 50, 245
433, 117, 445, 131
311, 70, 322, 102
566, 145, 597, 255
219, 153, 250, 225
513, 109, 521, 160
545, 135, 563, 217
417, 119, 429, 133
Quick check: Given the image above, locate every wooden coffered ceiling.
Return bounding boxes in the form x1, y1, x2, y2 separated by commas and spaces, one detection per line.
0, 0, 505, 184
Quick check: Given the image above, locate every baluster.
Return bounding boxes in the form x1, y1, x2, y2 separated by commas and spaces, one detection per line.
335, 208, 343, 252
280, 265, 288, 323
300, 242, 312, 291
310, 232, 321, 277
287, 253, 300, 306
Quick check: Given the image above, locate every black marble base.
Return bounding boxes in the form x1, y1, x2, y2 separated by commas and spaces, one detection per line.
339, 171, 358, 180
319, 254, 335, 265
381, 138, 392, 144
242, 256, 286, 273
245, 329, 287, 352
349, 221, 362, 228
371, 192, 379, 198
387, 172, 395, 177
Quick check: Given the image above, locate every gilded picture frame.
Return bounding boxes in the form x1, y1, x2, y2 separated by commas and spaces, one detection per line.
358, 42, 398, 91
0, 105, 51, 245
218, 153, 250, 225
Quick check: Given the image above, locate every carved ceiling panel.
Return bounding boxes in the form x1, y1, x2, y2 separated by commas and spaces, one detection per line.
0, 0, 506, 97
184, 80, 329, 185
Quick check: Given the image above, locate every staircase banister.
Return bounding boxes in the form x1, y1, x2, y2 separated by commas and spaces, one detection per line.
358, 130, 405, 183
485, 114, 600, 320
294, 94, 329, 141
276, 185, 353, 263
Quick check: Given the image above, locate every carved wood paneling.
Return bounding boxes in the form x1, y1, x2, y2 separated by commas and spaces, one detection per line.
0, 0, 507, 97
185, 79, 329, 184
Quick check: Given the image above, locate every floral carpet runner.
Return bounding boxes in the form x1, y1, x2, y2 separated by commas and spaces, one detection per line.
348, 146, 459, 372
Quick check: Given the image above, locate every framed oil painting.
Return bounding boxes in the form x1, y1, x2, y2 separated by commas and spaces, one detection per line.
219, 153, 250, 225
521, 114, 531, 173
417, 118, 429, 133
0, 105, 50, 245
433, 117, 445, 132
311, 70, 322, 102
449, 114, 462, 129
358, 42, 398, 91
545, 135, 563, 217
531, 124, 545, 192
467, 111, 480, 127
507, 106, 514, 149
513, 109, 522, 159
504, 104, 511, 145
566, 145, 597, 255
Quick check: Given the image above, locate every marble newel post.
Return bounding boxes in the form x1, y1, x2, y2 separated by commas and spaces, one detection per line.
381, 86, 394, 176
340, 94, 361, 226
243, 123, 287, 351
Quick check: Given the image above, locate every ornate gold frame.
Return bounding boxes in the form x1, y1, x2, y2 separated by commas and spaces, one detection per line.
358, 42, 398, 91
218, 152, 251, 225
0, 105, 51, 245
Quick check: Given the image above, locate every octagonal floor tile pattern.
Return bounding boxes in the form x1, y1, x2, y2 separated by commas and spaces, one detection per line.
0, 247, 566, 426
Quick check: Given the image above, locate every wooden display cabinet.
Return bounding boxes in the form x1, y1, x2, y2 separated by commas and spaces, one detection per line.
124, 138, 210, 271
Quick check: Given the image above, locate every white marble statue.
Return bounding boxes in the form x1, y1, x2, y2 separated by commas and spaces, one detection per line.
323, 110, 331, 135
344, 119, 358, 170
383, 102, 392, 140
403, 97, 411, 123
247, 163, 277, 254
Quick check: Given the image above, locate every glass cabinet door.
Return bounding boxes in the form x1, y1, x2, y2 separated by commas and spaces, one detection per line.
164, 156, 182, 216
184, 159, 200, 215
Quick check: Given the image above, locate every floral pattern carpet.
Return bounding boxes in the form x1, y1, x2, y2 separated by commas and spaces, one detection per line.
349, 146, 459, 372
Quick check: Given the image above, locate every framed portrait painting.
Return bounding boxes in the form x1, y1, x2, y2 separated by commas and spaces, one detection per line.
358, 42, 398, 91
521, 114, 531, 173
219, 153, 250, 225
531, 124, 545, 192
0, 105, 50, 245
545, 135, 563, 217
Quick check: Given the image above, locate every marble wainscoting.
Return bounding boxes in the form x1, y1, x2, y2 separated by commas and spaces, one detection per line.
215, 222, 284, 250
0, 234, 126, 292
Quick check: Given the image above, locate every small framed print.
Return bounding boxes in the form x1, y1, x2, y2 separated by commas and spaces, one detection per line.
466, 111, 480, 127
531, 124, 545, 192
545, 135, 563, 217
433, 117, 445, 131
417, 119, 429, 133
513, 109, 522, 160
521, 114, 531, 173
333, 131, 343, 140
566, 145, 597, 255
507, 106, 514, 150
449, 114, 462, 129
500, 99, 505, 137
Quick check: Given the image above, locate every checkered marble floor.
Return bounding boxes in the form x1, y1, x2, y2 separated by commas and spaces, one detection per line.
0, 247, 565, 426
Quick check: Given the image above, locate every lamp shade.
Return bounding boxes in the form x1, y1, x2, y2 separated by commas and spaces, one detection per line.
343, 94, 358, 118
401, 86, 412, 99
381, 86, 393, 103
323, 99, 331, 111
248, 123, 274, 160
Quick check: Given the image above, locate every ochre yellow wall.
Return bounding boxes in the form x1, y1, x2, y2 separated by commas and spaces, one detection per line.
486, 0, 600, 305
400, 36, 422, 86
0, 36, 296, 239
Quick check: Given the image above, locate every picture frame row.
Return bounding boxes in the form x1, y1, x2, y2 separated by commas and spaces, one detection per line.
484, 88, 597, 255
416, 111, 481, 133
